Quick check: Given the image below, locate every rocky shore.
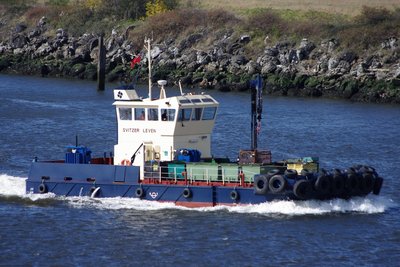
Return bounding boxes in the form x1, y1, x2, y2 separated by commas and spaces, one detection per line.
1, 17, 399, 103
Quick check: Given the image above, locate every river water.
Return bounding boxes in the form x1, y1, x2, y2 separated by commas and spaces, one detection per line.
0, 74, 399, 266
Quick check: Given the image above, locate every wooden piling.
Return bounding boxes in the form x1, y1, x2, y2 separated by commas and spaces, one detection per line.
97, 35, 106, 91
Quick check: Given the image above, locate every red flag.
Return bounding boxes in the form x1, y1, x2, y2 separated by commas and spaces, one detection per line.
130, 56, 141, 69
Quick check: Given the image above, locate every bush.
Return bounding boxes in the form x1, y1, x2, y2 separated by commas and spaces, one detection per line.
305, 76, 321, 88
130, 9, 239, 46
293, 74, 308, 88
336, 7, 400, 50
244, 8, 334, 45
244, 9, 287, 39
48, 0, 70, 6
356, 6, 392, 25
24, 6, 52, 23
0, 56, 11, 71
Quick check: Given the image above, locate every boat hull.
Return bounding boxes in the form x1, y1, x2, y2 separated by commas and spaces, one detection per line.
26, 162, 382, 207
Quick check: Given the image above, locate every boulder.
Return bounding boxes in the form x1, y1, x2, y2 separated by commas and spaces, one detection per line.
239, 35, 251, 44
37, 16, 47, 27
231, 55, 248, 65
297, 38, 315, 61
179, 33, 203, 50
10, 34, 28, 49
355, 62, 368, 77
204, 62, 218, 72
328, 57, 339, 71
151, 46, 162, 59
321, 38, 339, 53
261, 61, 277, 74
244, 60, 259, 75
393, 66, 400, 79
264, 47, 279, 57
15, 23, 27, 33
35, 42, 53, 57
338, 51, 357, 63
56, 28, 68, 40
196, 51, 210, 65
381, 37, 398, 50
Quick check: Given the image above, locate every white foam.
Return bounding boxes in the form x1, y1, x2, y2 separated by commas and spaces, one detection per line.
66, 196, 181, 211
0, 174, 27, 196
218, 196, 391, 216
0, 174, 58, 201
66, 195, 393, 216
0, 173, 394, 215
10, 98, 69, 109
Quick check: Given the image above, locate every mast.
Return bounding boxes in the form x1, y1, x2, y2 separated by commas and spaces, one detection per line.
144, 38, 152, 100
251, 74, 263, 150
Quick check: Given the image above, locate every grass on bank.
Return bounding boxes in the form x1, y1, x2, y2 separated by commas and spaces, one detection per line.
129, 5, 400, 57
1, 1, 400, 57
180, 0, 400, 16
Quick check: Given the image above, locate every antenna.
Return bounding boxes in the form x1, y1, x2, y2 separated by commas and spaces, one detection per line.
178, 79, 184, 96
144, 37, 152, 100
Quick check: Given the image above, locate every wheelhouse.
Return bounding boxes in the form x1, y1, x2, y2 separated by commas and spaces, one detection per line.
112, 85, 219, 179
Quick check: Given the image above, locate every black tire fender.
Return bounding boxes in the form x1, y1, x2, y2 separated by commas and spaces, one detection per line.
345, 173, 360, 196
315, 174, 332, 196
267, 169, 281, 178
230, 190, 239, 201
332, 174, 346, 196
293, 179, 313, 200
254, 175, 269, 195
38, 183, 48, 194
135, 187, 144, 198
360, 173, 374, 195
268, 175, 287, 194
183, 188, 192, 198
284, 169, 298, 179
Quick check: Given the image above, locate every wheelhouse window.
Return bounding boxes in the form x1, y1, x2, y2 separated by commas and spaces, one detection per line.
202, 107, 217, 120
135, 108, 145, 120
192, 108, 202, 121
202, 98, 215, 103
161, 109, 176, 121
119, 108, 132, 120
178, 108, 192, 121
179, 99, 191, 104
147, 108, 158, 121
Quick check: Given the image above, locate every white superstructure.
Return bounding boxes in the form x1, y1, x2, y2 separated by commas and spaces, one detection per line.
113, 82, 219, 178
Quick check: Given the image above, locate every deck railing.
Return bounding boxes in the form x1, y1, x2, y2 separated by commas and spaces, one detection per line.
144, 164, 256, 184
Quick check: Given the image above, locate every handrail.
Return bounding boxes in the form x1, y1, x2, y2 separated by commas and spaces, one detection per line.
142, 163, 256, 184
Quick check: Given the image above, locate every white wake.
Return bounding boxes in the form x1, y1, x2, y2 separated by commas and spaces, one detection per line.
0, 174, 394, 215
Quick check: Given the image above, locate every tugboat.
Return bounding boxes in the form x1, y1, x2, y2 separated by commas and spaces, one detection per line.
26, 39, 383, 207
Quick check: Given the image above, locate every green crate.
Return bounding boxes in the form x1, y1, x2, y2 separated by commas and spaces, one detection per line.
186, 162, 219, 181
220, 163, 240, 182
168, 163, 186, 179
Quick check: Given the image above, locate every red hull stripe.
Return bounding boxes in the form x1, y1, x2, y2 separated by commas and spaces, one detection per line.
142, 179, 254, 188
169, 201, 243, 208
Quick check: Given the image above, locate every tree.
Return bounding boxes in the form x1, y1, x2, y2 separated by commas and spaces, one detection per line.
146, 0, 168, 17
100, 0, 147, 20
84, 0, 102, 10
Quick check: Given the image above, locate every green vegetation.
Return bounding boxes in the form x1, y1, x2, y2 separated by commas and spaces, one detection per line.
1, 0, 399, 102
1, 1, 399, 53
0, 0, 179, 37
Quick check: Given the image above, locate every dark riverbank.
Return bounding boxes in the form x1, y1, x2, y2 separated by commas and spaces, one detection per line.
1, 4, 400, 103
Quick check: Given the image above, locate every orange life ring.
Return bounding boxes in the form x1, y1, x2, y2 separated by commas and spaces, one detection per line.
121, 159, 131, 166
